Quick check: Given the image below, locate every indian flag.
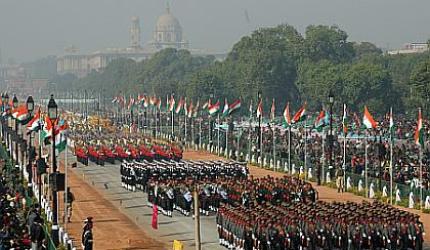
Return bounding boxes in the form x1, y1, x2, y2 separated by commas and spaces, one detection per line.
27, 108, 41, 132
256, 100, 263, 118
187, 101, 194, 118
175, 98, 184, 114
248, 100, 253, 117
315, 110, 326, 131
228, 99, 241, 115
222, 98, 229, 117
208, 100, 220, 116
55, 120, 69, 153
283, 102, 291, 126
342, 104, 348, 134
414, 108, 424, 147
41, 115, 54, 140
12, 105, 29, 121
202, 99, 210, 111
363, 106, 377, 129
292, 104, 306, 124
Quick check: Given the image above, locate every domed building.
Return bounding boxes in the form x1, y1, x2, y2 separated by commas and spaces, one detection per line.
150, 5, 189, 50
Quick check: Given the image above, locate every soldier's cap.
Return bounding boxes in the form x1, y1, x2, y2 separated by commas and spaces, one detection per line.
84, 217, 93, 223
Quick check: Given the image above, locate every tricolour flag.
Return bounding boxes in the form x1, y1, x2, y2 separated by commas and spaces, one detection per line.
256, 100, 263, 118
55, 119, 69, 153
228, 99, 241, 115
363, 106, 377, 129
314, 110, 326, 131
202, 99, 210, 111
208, 100, 220, 116
292, 103, 306, 124
283, 102, 291, 126
270, 98, 275, 121
27, 108, 41, 132
187, 101, 194, 118
342, 104, 348, 134
414, 108, 424, 147
175, 98, 184, 114
222, 98, 229, 117
193, 100, 200, 118
41, 115, 54, 140
12, 105, 29, 121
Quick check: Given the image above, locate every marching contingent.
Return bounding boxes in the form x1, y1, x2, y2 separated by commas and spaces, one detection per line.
1, 91, 427, 250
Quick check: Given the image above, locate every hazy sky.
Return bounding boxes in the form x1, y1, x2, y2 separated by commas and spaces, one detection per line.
1, 0, 430, 62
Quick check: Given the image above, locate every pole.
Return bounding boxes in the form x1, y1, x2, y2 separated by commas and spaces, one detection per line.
343, 125, 347, 192
38, 125, 42, 203
288, 126, 291, 174
51, 121, 59, 246
390, 107, 393, 205
322, 131, 325, 184
171, 110, 174, 140
365, 131, 368, 198
304, 127, 307, 179
217, 113, 220, 155
420, 146, 423, 209
199, 119, 202, 149
64, 138, 68, 230
225, 120, 228, 158
194, 185, 201, 250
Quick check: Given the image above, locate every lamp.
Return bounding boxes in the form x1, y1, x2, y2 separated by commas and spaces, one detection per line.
329, 91, 334, 104
26, 95, 34, 113
4, 93, 9, 104
47, 94, 58, 121
12, 94, 18, 109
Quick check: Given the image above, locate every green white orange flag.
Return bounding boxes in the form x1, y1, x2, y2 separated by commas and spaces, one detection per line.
12, 105, 29, 121
363, 106, 377, 129
222, 98, 229, 117
175, 98, 184, 114
315, 110, 326, 130
41, 114, 54, 140
342, 104, 348, 134
414, 108, 424, 147
193, 100, 200, 118
228, 99, 241, 115
55, 119, 69, 153
208, 100, 220, 116
292, 103, 306, 124
256, 99, 263, 118
27, 108, 41, 132
283, 102, 291, 126
389, 107, 394, 139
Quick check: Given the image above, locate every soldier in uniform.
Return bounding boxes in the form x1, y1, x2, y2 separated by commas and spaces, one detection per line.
82, 217, 93, 250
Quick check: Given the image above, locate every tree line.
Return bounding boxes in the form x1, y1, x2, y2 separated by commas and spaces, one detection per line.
53, 24, 430, 117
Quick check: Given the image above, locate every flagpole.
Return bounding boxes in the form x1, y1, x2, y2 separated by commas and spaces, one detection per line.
273, 124, 276, 171
365, 130, 368, 198
225, 120, 228, 158
191, 117, 194, 147
390, 107, 393, 205
184, 111, 187, 145
420, 145, 423, 209
260, 124, 263, 167
217, 113, 220, 155
322, 130, 325, 183
288, 126, 291, 174
199, 118, 202, 149
304, 126, 307, 179
64, 137, 68, 230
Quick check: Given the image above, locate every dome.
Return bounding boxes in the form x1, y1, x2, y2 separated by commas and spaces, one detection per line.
155, 6, 182, 32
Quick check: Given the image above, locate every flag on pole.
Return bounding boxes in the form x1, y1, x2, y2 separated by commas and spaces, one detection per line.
128, 96, 135, 110
112, 96, 119, 103
342, 104, 348, 134
314, 110, 326, 131
156, 97, 162, 110
208, 100, 220, 116
256, 99, 263, 118
292, 103, 306, 124
193, 100, 200, 118
248, 100, 253, 117
363, 106, 377, 129
228, 99, 241, 115
175, 98, 184, 114
187, 101, 194, 118
143, 95, 149, 108
27, 108, 41, 132
202, 99, 210, 111
55, 119, 69, 153
283, 102, 291, 126
414, 108, 424, 147
222, 98, 229, 117
41, 115, 54, 140
12, 105, 29, 121
270, 98, 275, 121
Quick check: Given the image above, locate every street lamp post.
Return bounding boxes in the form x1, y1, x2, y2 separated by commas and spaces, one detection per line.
12, 95, 19, 167
48, 94, 59, 246
26, 96, 34, 185
328, 92, 334, 179
4, 93, 10, 153
257, 91, 262, 163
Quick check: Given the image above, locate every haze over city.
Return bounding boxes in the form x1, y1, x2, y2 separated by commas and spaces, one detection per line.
1, 0, 430, 62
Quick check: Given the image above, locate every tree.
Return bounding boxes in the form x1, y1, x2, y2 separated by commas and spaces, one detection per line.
304, 25, 355, 63
353, 42, 383, 59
